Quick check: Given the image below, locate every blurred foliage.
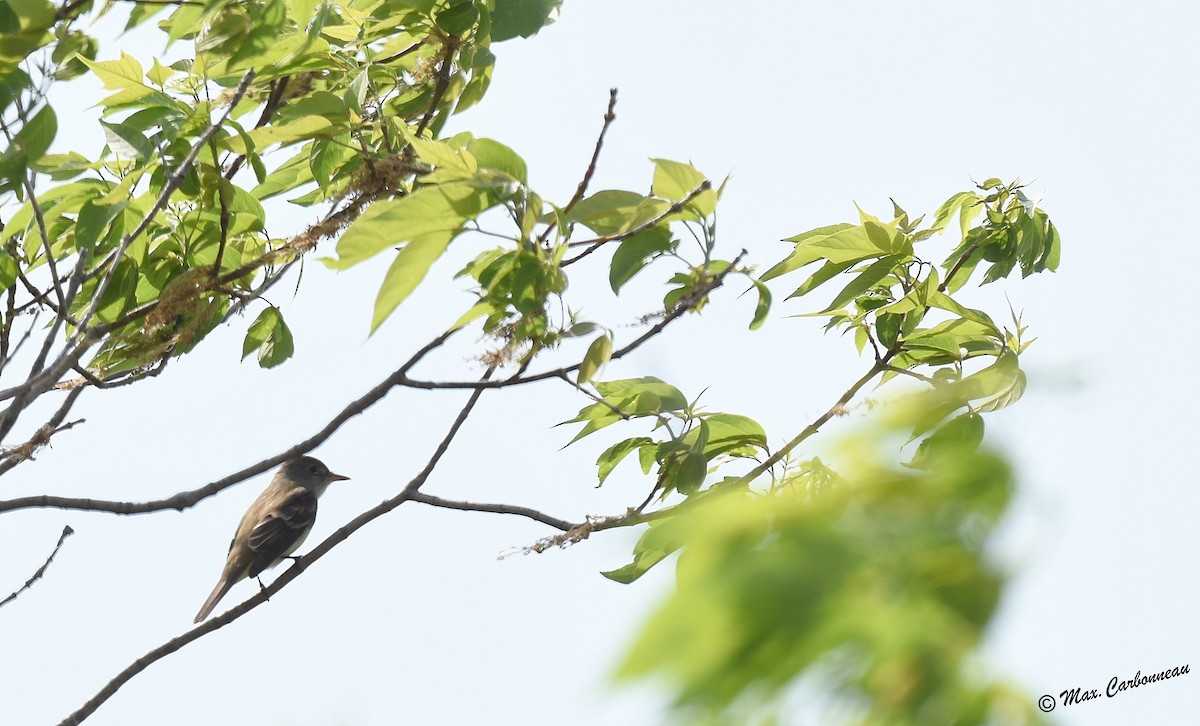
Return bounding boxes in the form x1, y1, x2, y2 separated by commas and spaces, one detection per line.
616, 396, 1047, 725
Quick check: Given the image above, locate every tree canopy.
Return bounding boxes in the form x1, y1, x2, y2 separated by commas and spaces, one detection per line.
0, 1, 1059, 724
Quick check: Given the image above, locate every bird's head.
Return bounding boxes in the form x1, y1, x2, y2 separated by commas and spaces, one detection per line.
282, 456, 351, 490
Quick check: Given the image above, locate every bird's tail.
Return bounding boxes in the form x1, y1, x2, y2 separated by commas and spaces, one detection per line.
194, 577, 235, 623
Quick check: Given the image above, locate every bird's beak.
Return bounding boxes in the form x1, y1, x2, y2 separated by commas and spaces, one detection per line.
328, 472, 351, 482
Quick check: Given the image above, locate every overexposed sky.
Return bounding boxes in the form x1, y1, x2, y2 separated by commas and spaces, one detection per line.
2, 2, 1198, 725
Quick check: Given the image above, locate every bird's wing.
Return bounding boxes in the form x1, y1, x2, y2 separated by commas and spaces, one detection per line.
246, 487, 318, 578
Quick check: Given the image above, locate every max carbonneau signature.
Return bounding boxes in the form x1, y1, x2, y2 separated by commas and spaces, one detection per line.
1038, 663, 1190, 712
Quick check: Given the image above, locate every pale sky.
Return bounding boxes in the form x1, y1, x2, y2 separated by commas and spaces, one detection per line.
2, 2, 1198, 725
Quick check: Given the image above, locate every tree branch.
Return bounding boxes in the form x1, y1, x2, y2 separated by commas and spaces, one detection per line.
0, 329, 456, 515
409, 491, 574, 531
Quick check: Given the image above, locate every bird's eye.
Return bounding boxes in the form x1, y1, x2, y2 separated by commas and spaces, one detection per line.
308, 464, 320, 474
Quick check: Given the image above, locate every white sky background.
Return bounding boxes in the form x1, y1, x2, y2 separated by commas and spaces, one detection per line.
0, 1, 1197, 724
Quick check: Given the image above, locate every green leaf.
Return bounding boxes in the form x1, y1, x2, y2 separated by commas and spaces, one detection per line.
683, 413, 767, 459
601, 517, 684, 584
0, 250, 18, 291
567, 189, 646, 235
670, 450, 708, 495
100, 120, 153, 160
75, 199, 128, 251
326, 182, 493, 269
223, 116, 334, 155
278, 91, 348, 123
596, 436, 654, 486
491, 0, 558, 40
30, 151, 93, 179
577, 333, 612, 384
907, 412, 984, 470
410, 136, 478, 176
931, 191, 980, 234
11, 103, 55, 161
650, 158, 715, 216
449, 300, 493, 332
435, 0, 479, 35
371, 230, 455, 332
748, 279, 771, 330
762, 224, 879, 281
467, 137, 526, 184
954, 349, 1024, 412
309, 137, 353, 192
1042, 217, 1061, 272
808, 254, 903, 309
344, 68, 368, 114
609, 226, 672, 292
242, 307, 295, 368
146, 57, 175, 85
876, 313, 901, 348
781, 259, 854, 299
595, 377, 688, 412
77, 52, 145, 89
93, 257, 138, 323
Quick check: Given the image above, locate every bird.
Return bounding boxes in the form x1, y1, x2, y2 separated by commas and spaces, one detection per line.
194, 456, 350, 623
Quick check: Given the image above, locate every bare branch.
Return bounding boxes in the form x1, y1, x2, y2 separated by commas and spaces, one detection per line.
0, 329, 456, 515
0, 525, 74, 609
409, 491, 574, 531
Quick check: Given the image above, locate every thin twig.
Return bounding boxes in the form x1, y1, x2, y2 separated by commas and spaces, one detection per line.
535, 88, 618, 247
0, 525, 74, 608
